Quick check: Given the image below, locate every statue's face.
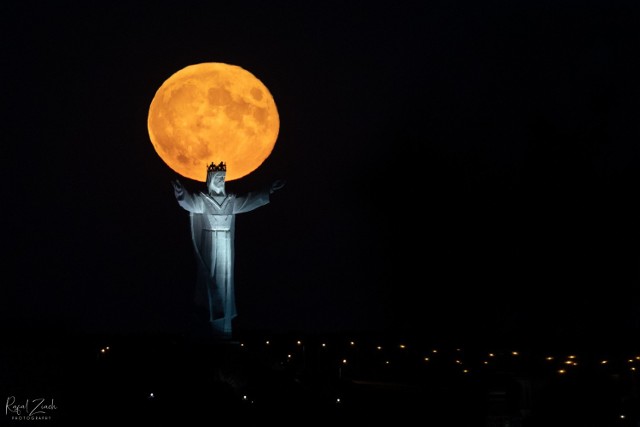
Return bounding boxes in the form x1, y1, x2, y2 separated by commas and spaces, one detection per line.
207, 172, 226, 194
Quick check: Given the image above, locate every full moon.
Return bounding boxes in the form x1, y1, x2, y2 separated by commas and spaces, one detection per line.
147, 62, 279, 181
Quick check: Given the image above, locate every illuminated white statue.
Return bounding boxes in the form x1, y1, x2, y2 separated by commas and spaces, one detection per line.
172, 161, 285, 339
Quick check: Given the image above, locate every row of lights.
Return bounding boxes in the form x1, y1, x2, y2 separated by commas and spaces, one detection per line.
239, 339, 640, 376
96, 339, 640, 378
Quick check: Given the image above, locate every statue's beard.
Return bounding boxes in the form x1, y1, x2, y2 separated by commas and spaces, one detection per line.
208, 183, 225, 195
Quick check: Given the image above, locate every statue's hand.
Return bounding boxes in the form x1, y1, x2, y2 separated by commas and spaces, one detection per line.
172, 179, 184, 198
270, 179, 286, 194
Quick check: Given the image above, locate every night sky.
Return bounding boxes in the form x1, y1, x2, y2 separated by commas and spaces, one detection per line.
2, 1, 639, 345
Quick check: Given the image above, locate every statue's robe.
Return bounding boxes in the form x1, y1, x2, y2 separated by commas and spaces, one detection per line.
176, 189, 270, 338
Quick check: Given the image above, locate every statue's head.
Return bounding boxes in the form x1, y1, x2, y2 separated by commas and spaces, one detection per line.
206, 161, 226, 195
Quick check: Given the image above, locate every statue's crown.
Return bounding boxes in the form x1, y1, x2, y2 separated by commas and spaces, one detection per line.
207, 161, 226, 173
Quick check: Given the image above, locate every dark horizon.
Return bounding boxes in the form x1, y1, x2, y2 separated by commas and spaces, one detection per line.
2, 324, 639, 426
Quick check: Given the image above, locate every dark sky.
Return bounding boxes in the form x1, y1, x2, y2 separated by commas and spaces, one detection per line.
1, 1, 639, 344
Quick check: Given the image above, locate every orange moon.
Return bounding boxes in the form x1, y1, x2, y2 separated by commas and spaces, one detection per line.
147, 62, 279, 181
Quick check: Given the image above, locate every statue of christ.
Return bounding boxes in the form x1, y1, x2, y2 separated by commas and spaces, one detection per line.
172, 161, 285, 339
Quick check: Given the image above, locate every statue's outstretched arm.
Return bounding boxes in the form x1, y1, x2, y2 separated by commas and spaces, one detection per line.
270, 179, 286, 194
172, 179, 202, 212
